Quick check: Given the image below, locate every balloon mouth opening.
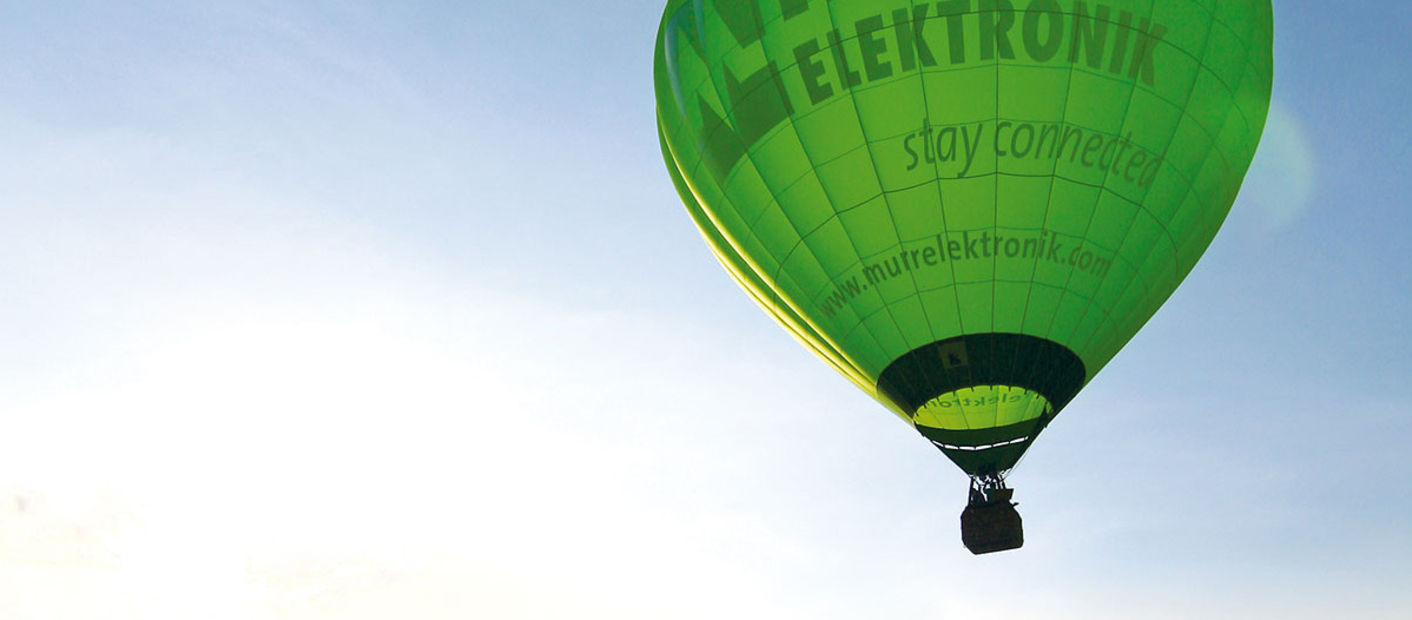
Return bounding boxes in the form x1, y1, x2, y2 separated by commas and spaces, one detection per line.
912, 385, 1053, 431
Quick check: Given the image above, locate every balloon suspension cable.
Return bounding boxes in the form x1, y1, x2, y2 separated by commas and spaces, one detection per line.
967, 470, 1012, 506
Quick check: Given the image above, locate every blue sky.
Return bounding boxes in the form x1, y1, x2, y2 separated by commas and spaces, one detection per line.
1, 1, 1409, 618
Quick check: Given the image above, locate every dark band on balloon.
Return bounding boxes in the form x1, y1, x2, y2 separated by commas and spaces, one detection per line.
877, 333, 1086, 414
876, 333, 1086, 474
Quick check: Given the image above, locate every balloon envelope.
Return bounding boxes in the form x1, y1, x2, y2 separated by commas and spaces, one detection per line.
655, 0, 1272, 475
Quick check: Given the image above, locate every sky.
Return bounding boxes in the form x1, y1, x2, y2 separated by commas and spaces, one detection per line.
0, 1, 1409, 618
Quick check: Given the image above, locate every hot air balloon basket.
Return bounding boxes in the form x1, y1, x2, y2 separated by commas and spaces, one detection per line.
961, 497, 1024, 555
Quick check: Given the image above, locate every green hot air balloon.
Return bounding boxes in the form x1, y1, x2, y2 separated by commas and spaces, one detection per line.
654, 0, 1271, 553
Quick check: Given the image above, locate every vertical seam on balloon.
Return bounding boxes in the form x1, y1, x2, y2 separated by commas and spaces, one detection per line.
908, 1, 971, 428
1004, 2, 1079, 444
1033, 0, 1167, 353
764, 144, 899, 377
920, 4, 992, 430
919, 7, 1219, 366
896, 4, 952, 429
1068, 1, 1237, 362
1055, 0, 1204, 361
664, 46, 877, 388
1004, 0, 1085, 463
1040, 7, 1170, 373
1010, 0, 1172, 474
988, 1, 1008, 432
825, 0, 944, 357
715, 24, 912, 381
1073, 1, 1242, 370
817, 0, 944, 395
1088, 22, 1262, 360
735, 7, 898, 384
661, 121, 864, 385
1009, 4, 1082, 371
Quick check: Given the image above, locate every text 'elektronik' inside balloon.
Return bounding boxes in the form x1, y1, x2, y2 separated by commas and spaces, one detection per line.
654, 0, 1272, 553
